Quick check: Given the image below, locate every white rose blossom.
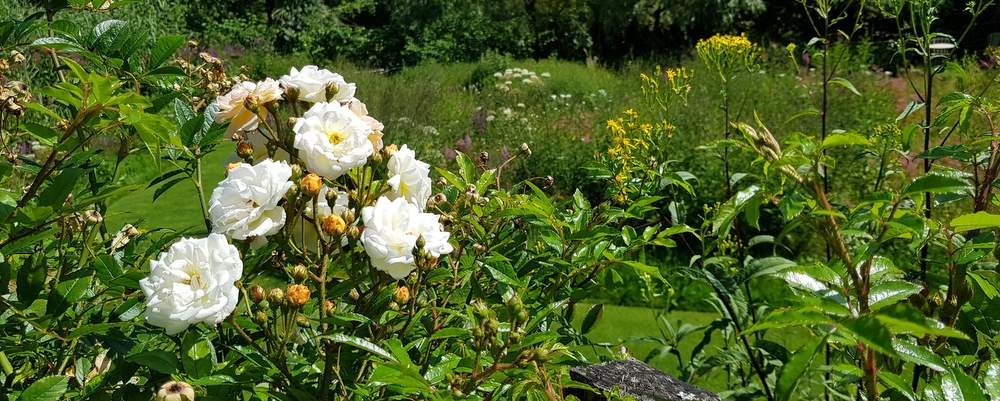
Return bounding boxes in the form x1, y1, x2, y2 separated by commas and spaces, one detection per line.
140, 234, 243, 335
387, 145, 432, 210
280, 65, 356, 103
214, 79, 284, 137
209, 159, 292, 241
361, 196, 453, 280
293, 102, 374, 179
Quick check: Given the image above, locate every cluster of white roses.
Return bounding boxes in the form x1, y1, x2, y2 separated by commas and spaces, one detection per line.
140, 65, 453, 334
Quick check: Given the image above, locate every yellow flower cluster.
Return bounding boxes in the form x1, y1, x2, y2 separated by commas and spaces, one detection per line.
641, 65, 692, 109
603, 109, 675, 203
696, 33, 760, 82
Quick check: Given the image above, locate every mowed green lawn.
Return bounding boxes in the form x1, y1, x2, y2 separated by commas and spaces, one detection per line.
571, 303, 811, 393
105, 148, 232, 235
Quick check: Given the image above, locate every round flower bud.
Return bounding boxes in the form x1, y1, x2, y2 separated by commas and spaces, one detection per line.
324, 82, 340, 101
516, 309, 529, 324
295, 313, 311, 328
243, 94, 260, 114
341, 209, 356, 224
393, 286, 411, 304
249, 284, 266, 303
236, 141, 254, 159
520, 142, 532, 156
290, 164, 303, 181
415, 235, 427, 250
389, 301, 400, 311
349, 288, 361, 301
325, 189, 340, 207
254, 310, 268, 325
301, 173, 323, 198
324, 299, 336, 315
268, 288, 285, 306
287, 284, 310, 307
84, 210, 103, 224
290, 264, 309, 282
472, 243, 486, 253
347, 226, 361, 241
156, 381, 195, 401
321, 215, 347, 237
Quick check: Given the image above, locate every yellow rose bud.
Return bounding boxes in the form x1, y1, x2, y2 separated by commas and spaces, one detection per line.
394, 286, 411, 304
301, 173, 322, 198
287, 284, 311, 307
249, 284, 266, 303
321, 215, 347, 237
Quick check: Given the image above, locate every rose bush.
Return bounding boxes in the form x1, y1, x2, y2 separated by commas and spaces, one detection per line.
0, 6, 674, 401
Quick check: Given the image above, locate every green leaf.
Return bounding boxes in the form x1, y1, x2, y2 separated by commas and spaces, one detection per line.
47, 274, 93, 316
868, 280, 921, 311
875, 305, 969, 339
829, 77, 861, 96
950, 212, 1000, 233
38, 168, 84, 207
21, 122, 60, 146
776, 334, 827, 401
127, 350, 179, 374
837, 316, 895, 356
896, 101, 925, 122
821, 132, 871, 149
321, 333, 394, 362
903, 174, 970, 197
181, 332, 216, 378
943, 367, 988, 401
581, 304, 603, 334
149, 34, 185, 69
743, 308, 833, 336
17, 376, 68, 401
881, 371, 917, 401
983, 361, 1000, 400
893, 338, 946, 372
16, 255, 45, 303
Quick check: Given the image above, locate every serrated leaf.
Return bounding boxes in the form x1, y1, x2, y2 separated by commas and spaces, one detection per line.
321, 333, 394, 362
869, 280, 921, 311
776, 334, 827, 401
17, 376, 68, 401
838, 316, 895, 356
149, 34, 184, 69
893, 337, 946, 372
903, 174, 969, 197
127, 350, 179, 374
950, 212, 1000, 233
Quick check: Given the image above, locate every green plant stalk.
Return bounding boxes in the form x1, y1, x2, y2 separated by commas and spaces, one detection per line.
193, 158, 212, 233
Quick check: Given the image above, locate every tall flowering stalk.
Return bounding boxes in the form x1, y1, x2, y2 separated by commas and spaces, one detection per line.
696, 33, 760, 197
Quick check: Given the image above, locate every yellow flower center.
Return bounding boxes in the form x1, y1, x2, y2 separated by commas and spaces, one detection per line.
326, 128, 347, 145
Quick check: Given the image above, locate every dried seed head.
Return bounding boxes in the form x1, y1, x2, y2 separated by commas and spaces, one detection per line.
156, 381, 195, 401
